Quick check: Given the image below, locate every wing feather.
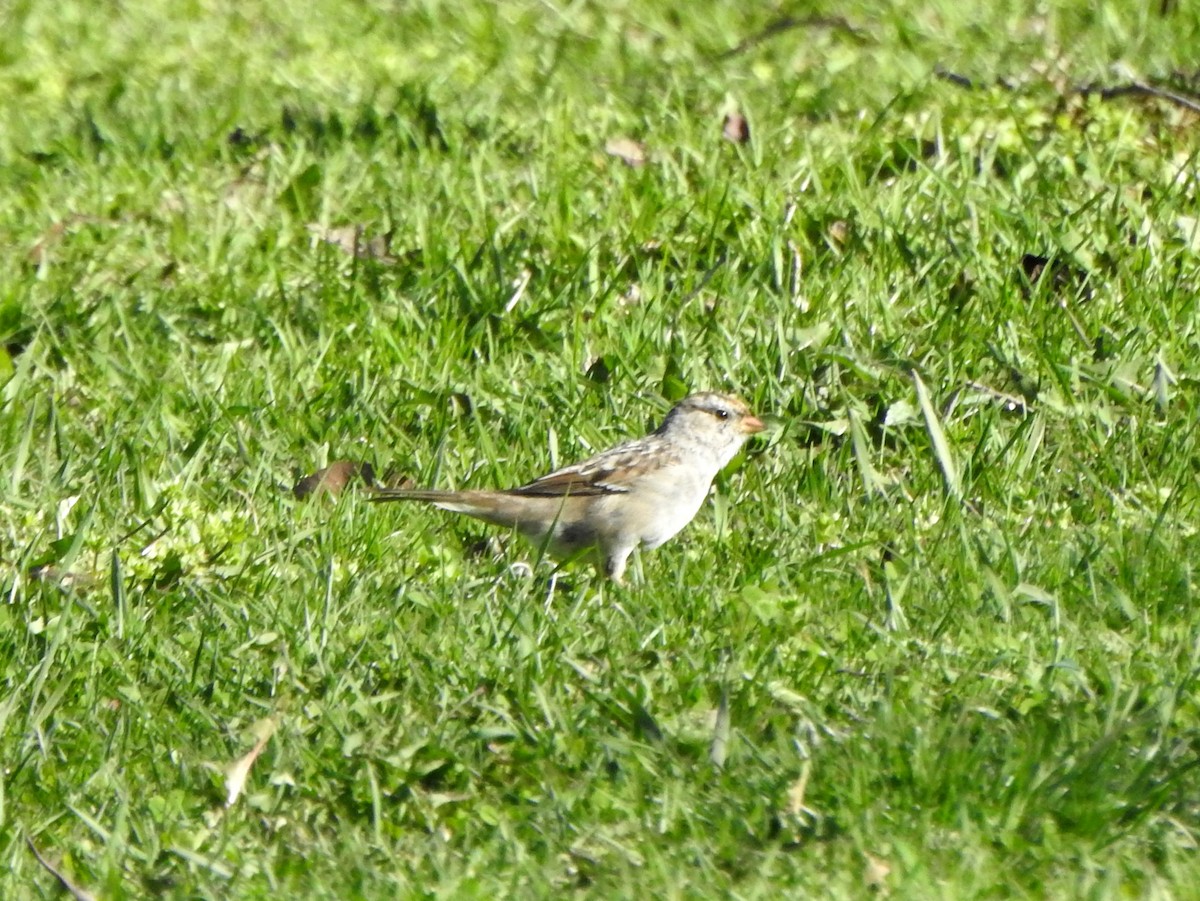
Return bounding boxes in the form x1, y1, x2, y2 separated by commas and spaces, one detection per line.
507, 437, 664, 498
509, 467, 624, 497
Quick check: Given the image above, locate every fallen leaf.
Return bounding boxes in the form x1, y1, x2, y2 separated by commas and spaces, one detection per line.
293, 461, 376, 499
307, 223, 398, 264
605, 137, 648, 167
722, 112, 751, 144
225, 719, 277, 807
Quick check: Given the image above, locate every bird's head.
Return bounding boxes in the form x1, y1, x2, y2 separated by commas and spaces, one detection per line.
658, 392, 765, 467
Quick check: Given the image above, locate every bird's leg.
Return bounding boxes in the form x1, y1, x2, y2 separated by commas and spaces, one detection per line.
602, 543, 636, 586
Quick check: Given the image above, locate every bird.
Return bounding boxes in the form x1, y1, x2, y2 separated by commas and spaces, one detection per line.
369, 392, 766, 583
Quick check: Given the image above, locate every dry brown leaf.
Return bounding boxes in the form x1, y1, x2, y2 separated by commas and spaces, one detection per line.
225, 719, 277, 807
722, 112, 751, 144
293, 461, 376, 500
605, 137, 648, 167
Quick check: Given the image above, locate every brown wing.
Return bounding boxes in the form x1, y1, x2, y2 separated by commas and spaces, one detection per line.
508, 466, 624, 497
507, 439, 661, 498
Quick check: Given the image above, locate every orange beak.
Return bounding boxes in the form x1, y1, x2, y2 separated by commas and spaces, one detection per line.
742, 415, 766, 434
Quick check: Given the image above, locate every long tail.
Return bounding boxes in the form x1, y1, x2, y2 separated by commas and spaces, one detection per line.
368, 487, 538, 532
368, 488, 465, 504
368, 487, 552, 532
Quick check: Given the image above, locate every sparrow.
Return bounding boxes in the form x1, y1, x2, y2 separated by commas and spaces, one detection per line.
370, 392, 766, 583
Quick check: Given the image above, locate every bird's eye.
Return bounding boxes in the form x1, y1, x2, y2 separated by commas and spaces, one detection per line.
715, 409, 730, 421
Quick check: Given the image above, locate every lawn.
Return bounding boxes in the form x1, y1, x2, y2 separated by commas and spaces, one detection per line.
4, 0, 1200, 897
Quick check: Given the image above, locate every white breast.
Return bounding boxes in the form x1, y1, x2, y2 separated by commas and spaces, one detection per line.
631, 461, 717, 550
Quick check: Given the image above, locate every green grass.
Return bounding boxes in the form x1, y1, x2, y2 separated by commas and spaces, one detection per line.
4, 0, 1200, 896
